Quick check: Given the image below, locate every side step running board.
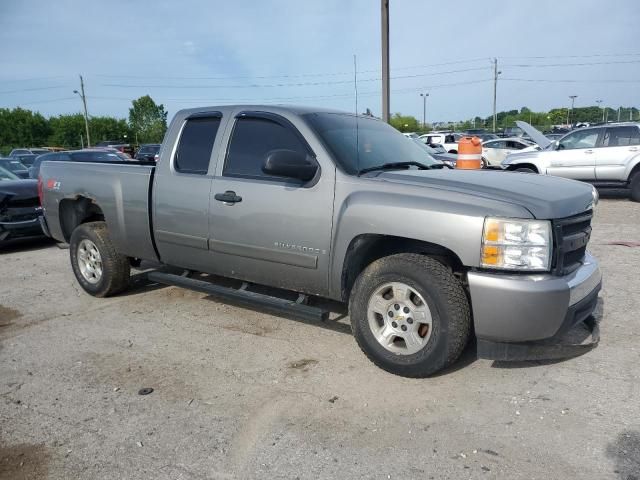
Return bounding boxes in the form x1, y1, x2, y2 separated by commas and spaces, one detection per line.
147, 271, 329, 322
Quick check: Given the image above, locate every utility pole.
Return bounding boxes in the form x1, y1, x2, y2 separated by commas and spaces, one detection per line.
617, 106, 621, 122
492, 58, 500, 133
596, 99, 603, 122
567, 95, 577, 126
420, 93, 429, 130
381, 0, 390, 123
74, 75, 91, 147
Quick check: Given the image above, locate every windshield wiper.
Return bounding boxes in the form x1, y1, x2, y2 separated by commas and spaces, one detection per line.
357, 161, 433, 176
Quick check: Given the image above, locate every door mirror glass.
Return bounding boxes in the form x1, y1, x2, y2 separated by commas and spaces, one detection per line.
262, 149, 318, 181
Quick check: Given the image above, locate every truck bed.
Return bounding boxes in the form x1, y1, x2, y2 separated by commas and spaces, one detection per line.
40, 161, 157, 261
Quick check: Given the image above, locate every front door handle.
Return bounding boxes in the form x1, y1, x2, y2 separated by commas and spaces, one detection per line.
584, 149, 594, 154
214, 191, 242, 204
629, 147, 638, 152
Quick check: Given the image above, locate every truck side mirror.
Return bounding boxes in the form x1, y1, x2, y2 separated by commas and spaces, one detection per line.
262, 149, 318, 182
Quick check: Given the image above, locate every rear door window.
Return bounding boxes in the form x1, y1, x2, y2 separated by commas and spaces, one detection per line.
603, 126, 640, 147
224, 116, 309, 180
174, 116, 221, 174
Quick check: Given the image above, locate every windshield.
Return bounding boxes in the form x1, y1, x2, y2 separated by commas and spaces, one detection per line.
411, 139, 440, 160
0, 165, 19, 181
139, 145, 160, 154
0, 159, 27, 172
304, 112, 438, 174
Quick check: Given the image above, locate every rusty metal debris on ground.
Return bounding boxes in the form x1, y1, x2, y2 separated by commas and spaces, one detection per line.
603, 241, 640, 247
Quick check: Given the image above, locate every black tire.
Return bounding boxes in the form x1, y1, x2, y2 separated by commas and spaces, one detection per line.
69, 221, 130, 297
481, 157, 488, 169
349, 253, 471, 377
630, 172, 640, 202
515, 167, 536, 173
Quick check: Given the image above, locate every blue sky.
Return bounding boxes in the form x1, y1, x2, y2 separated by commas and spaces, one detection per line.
0, 0, 638, 123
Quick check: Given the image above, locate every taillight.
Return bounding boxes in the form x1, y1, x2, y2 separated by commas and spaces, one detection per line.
37, 175, 44, 205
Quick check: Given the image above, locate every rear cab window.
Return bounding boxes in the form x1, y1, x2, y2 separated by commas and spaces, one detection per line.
174, 115, 221, 174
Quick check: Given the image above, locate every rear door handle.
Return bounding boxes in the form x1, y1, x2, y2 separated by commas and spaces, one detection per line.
214, 191, 242, 204
629, 147, 638, 152
584, 149, 594, 154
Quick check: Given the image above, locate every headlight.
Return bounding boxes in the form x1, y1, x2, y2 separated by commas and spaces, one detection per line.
591, 185, 599, 208
481, 217, 551, 271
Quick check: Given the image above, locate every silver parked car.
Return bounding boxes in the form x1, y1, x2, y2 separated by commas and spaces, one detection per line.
503, 122, 640, 201
481, 137, 538, 166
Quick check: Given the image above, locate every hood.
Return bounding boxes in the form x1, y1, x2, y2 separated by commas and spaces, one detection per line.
0, 179, 38, 202
374, 169, 594, 219
515, 121, 551, 149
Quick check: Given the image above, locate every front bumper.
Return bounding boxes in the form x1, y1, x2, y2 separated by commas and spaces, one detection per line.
0, 208, 45, 242
468, 252, 601, 349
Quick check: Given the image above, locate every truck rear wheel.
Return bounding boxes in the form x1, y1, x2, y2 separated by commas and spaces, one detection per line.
349, 254, 471, 377
630, 172, 640, 202
69, 221, 130, 297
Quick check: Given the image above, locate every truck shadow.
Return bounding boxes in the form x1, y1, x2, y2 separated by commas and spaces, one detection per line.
606, 430, 640, 479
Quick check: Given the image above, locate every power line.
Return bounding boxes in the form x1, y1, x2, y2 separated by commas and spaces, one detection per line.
502, 78, 640, 84
91, 57, 491, 81
499, 53, 640, 60
19, 96, 77, 105
98, 67, 491, 90
502, 59, 640, 68
0, 85, 66, 95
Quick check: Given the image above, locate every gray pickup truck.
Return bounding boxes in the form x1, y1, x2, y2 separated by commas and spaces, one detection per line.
40, 106, 602, 377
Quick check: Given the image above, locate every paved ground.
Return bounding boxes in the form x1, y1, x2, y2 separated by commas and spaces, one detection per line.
1, 197, 639, 480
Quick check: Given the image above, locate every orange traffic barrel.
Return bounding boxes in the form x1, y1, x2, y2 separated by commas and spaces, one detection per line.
456, 136, 483, 169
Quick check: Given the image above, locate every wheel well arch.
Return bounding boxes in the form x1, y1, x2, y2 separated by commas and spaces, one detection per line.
340, 234, 464, 302
59, 196, 105, 242
506, 163, 539, 173
628, 161, 640, 182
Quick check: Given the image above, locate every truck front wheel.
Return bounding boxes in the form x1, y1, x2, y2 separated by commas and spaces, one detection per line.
69, 221, 130, 297
349, 254, 471, 377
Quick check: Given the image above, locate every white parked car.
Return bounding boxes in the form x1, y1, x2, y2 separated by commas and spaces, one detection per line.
402, 132, 420, 139
419, 132, 463, 153
481, 137, 538, 166
502, 121, 640, 202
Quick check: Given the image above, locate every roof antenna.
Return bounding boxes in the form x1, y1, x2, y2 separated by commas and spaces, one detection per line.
354, 54, 360, 173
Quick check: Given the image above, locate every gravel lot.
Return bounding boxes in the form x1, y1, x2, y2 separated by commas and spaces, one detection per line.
1, 197, 639, 480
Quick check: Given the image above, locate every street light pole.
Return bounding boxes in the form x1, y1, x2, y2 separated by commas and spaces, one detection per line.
492, 58, 501, 133
420, 93, 429, 130
596, 99, 603, 122
381, 0, 390, 123
567, 95, 577, 126
74, 74, 91, 147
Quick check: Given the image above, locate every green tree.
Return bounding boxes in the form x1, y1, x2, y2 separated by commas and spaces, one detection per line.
48, 114, 87, 148
389, 113, 420, 132
91, 117, 132, 144
129, 95, 168, 144
0, 108, 51, 154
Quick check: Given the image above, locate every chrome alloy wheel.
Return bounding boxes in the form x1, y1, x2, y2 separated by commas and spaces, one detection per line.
77, 239, 103, 284
367, 282, 433, 355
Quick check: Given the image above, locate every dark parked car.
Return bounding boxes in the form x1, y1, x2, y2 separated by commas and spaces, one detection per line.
0, 158, 29, 179
135, 144, 161, 161
95, 141, 134, 157
28, 149, 131, 179
12, 153, 39, 167
9, 148, 50, 157
0, 166, 43, 243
